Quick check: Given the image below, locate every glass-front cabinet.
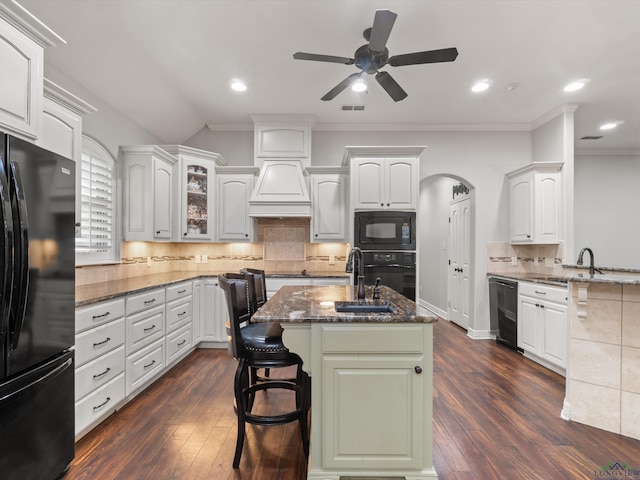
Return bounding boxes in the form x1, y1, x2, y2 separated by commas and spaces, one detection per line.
161, 145, 227, 241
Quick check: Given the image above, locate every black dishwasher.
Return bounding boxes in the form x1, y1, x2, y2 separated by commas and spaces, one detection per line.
489, 277, 520, 351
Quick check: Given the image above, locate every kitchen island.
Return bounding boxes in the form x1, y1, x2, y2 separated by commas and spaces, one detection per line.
252, 284, 438, 480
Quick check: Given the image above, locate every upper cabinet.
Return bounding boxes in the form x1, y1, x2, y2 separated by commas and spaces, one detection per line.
39, 79, 96, 162
350, 157, 418, 210
251, 114, 314, 164
308, 168, 348, 242
216, 168, 257, 242
0, 3, 63, 140
507, 162, 562, 244
161, 145, 227, 242
121, 145, 177, 241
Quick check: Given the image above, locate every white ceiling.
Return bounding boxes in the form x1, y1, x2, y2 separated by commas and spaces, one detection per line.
19, 0, 640, 150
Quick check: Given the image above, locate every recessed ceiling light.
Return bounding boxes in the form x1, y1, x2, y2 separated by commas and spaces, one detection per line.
471, 79, 490, 93
600, 122, 618, 130
351, 79, 367, 92
230, 79, 247, 92
564, 79, 589, 92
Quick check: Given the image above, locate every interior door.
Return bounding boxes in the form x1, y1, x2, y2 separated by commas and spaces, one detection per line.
448, 198, 471, 329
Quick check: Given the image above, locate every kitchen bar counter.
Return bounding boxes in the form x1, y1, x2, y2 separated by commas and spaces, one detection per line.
75, 271, 349, 307
253, 285, 438, 480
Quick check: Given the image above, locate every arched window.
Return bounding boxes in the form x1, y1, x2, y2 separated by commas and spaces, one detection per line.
76, 135, 117, 265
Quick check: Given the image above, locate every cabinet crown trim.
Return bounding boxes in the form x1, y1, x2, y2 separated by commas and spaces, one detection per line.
0, 1, 65, 47
506, 161, 563, 178
342, 146, 426, 166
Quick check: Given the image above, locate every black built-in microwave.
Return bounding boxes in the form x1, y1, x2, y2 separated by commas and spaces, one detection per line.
354, 211, 416, 250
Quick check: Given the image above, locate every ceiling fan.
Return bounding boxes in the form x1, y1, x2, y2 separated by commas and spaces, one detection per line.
293, 9, 458, 102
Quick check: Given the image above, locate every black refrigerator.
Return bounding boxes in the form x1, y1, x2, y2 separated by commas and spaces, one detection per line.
0, 133, 75, 479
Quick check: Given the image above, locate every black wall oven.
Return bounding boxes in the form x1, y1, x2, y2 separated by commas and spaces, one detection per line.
362, 251, 416, 301
354, 211, 416, 251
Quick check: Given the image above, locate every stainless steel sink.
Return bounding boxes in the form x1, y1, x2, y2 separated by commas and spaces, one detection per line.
334, 301, 396, 313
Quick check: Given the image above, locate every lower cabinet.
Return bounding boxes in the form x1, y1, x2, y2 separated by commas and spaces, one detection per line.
517, 281, 568, 374
74, 299, 126, 437
317, 323, 431, 475
266, 276, 350, 298
201, 278, 228, 344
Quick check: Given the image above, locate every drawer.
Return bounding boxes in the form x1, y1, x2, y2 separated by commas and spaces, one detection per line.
126, 338, 165, 396
75, 373, 125, 436
166, 281, 193, 302
321, 324, 425, 354
76, 298, 125, 333
519, 281, 568, 304
166, 297, 192, 332
75, 318, 125, 367
166, 324, 192, 365
126, 288, 165, 316
75, 346, 125, 402
126, 304, 165, 355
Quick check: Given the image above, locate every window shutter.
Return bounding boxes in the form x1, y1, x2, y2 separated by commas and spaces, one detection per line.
76, 137, 116, 264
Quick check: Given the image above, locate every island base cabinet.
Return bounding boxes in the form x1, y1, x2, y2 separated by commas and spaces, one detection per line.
303, 323, 437, 480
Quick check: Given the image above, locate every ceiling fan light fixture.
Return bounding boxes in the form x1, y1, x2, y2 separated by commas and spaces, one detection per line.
471, 79, 490, 93
600, 122, 619, 130
230, 79, 247, 92
351, 79, 367, 92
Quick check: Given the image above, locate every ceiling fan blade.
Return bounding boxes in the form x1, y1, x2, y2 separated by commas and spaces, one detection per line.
321, 72, 363, 101
293, 52, 354, 65
375, 71, 407, 102
389, 47, 459, 67
368, 9, 397, 52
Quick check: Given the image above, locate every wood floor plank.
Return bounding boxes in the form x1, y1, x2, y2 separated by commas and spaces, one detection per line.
65, 321, 640, 479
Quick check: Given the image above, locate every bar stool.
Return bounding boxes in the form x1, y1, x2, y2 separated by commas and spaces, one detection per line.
218, 273, 310, 469
240, 268, 268, 307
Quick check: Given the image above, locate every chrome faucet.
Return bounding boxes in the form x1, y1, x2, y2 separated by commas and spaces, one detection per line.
346, 247, 366, 300
577, 247, 596, 275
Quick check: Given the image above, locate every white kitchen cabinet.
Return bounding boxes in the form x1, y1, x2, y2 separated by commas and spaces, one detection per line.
165, 281, 193, 366
39, 79, 96, 162
74, 298, 126, 437
319, 324, 428, 472
266, 276, 350, 298
351, 157, 418, 210
216, 170, 256, 241
201, 278, 228, 345
251, 114, 313, 163
507, 162, 562, 244
161, 145, 227, 242
125, 288, 166, 396
517, 281, 568, 374
121, 145, 176, 241
192, 280, 203, 345
0, 4, 63, 140
310, 173, 347, 242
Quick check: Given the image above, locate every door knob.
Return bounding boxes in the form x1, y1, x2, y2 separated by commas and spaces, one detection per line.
414, 366, 423, 374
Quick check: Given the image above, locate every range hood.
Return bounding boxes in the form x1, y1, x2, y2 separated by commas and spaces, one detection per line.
248, 159, 311, 217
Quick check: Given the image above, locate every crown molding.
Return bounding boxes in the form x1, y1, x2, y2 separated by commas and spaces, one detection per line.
532, 103, 580, 130
0, 0, 65, 47
44, 78, 97, 116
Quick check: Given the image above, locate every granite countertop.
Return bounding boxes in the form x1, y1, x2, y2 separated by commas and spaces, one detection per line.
252, 285, 437, 324
565, 273, 640, 285
488, 271, 640, 286
487, 272, 569, 286
75, 271, 350, 307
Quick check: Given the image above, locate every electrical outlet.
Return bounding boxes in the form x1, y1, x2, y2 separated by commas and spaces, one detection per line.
511, 256, 518, 266
195, 255, 201, 264
545, 257, 555, 267
146, 256, 151, 267
329, 255, 335, 265
202, 254, 208, 264
533, 257, 538, 265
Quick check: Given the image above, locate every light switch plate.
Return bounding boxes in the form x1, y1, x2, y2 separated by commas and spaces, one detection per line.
195, 255, 201, 264
202, 255, 208, 264
329, 255, 335, 265
511, 256, 518, 266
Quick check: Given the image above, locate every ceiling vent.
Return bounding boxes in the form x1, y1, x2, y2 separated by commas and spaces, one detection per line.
580, 135, 603, 140
341, 105, 366, 111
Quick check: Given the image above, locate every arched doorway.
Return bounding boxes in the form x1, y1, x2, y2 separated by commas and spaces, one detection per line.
418, 175, 474, 330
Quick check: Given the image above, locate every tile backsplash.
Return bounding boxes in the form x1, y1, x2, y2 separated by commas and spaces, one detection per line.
76, 218, 349, 286
487, 241, 564, 276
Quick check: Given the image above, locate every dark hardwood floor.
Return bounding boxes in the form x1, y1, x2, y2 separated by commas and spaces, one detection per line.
66, 320, 640, 479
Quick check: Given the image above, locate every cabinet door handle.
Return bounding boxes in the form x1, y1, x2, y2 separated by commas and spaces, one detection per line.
414, 366, 423, 374
540, 304, 545, 308
92, 311, 110, 319
156, 230, 160, 235
93, 367, 111, 379
534, 291, 546, 295
93, 397, 111, 410
143, 360, 156, 369
178, 311, 187, 317
144, 324, 156, 332
178, 340, 186, 346
93, 337, 111, 347
178, 289, 186, 294
144, 298, 156, 304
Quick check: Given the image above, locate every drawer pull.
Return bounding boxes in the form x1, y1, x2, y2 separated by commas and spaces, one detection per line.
92, 311, 110, 319
143, 360, 156, 369
178, 289, 186, 294
93, 367, 111, 379
178, 340, 187, 346
93, 397, 111, 410
143, 324, 156, 332
178, 311, 187, 317
144, 298, 156, 305
534, 290, 547, 295
93, 337, 111, 347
